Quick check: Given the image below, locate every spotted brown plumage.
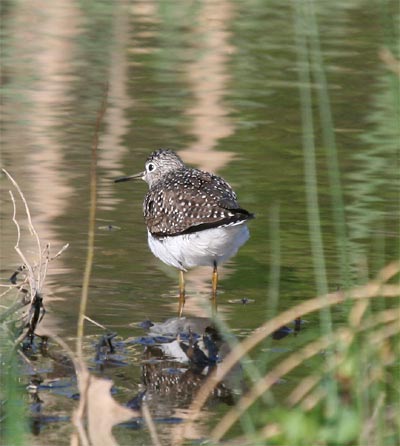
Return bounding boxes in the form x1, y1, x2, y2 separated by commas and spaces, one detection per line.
143, 158, 253, 237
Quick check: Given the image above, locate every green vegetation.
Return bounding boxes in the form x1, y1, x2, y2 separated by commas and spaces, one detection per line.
1, 334, 27, 446
188, 1, 400, 444
1, 0, 399, 445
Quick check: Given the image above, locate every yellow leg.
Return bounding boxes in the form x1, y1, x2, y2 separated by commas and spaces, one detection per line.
178, 270, 185, 317
211, 262, 218, 314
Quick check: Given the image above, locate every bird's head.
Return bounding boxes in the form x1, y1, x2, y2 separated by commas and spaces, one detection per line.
114, 149, 185, 187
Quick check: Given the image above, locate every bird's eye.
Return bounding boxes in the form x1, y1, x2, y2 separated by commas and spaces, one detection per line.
147, 163, 155, 172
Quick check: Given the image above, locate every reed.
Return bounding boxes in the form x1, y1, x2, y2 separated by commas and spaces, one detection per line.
179, 0, 400, 444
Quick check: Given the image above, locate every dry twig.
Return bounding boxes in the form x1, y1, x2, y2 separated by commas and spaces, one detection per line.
1, 169, 69, 342
211, 314, 400, 441
179, 261, 400, 442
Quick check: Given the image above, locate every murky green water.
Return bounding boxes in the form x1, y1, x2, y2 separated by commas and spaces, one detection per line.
1, 1, 399, 445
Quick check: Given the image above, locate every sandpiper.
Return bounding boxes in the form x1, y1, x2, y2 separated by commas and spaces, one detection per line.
115, 149, 253, 316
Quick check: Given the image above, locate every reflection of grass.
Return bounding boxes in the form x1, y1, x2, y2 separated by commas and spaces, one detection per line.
346, 49, 400, 269
181, 262, 399, 445
180, 0, 400, 444
2, 0, 399, 444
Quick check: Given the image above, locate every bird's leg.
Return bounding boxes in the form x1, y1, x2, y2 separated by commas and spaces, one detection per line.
211, 261, 218, 314
178, 269, 186, 317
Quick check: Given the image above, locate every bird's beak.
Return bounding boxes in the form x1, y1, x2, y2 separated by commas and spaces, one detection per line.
114, 171, 144, 183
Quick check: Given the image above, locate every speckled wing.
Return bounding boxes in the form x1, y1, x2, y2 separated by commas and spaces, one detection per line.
143, 168, 253, 237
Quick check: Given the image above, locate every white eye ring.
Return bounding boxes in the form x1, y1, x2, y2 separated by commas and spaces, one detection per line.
147, 162, 156, 172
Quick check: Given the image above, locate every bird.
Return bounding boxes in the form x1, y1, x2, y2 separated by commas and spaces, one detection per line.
115, 149, 253, 317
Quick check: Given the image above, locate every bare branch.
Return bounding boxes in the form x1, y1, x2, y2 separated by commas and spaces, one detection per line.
52, 243, 70, 260
9, 190, 36, 299
38, 243, 50, 292
3, 169, 42, 277
84, 315, 107, 330
2, 171, 69, 341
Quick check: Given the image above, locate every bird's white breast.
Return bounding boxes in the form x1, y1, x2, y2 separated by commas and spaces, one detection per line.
147, 222, 250, 271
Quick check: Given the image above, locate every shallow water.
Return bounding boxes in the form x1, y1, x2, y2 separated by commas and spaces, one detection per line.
1, 1, 399, 444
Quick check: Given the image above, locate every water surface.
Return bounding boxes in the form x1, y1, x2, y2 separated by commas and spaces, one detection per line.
1, 1, 399, 444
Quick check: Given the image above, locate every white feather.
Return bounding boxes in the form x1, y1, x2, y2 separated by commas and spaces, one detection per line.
147, 221, 250, 271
